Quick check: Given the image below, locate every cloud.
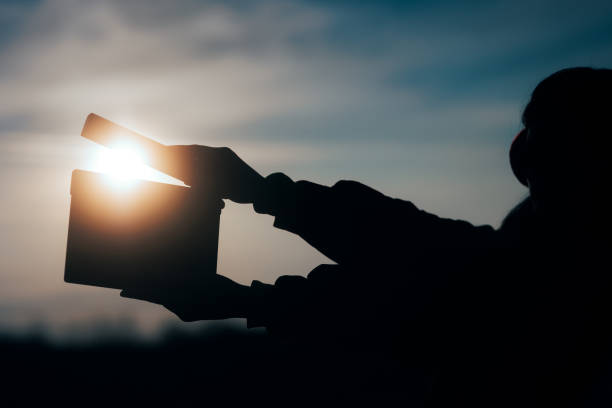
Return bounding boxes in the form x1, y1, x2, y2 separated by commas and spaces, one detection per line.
2, 0, 611, 143
0, 0, 348, 138
1, 0, 611, 337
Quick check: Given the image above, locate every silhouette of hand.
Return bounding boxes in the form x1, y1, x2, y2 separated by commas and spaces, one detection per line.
165, 145, 265, 204
120, 274, 253, 321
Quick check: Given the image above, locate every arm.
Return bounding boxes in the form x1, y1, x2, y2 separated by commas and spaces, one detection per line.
253, 172, 497, 266
161, 144, 496, 266
120, 144, 497, 329
246, 264, 378, 337
121, 264, 399, 339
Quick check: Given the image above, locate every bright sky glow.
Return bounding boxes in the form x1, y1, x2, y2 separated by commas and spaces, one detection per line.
90, 141, 183, 187
93, 145, 146, 185
90, 143, 154, 187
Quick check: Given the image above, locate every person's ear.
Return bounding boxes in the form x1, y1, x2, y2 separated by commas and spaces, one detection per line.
510, 129, 529, 186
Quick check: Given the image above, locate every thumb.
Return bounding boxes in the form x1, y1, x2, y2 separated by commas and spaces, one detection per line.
120, 289, 164, 304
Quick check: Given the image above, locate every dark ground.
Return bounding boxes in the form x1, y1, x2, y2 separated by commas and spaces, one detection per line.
0, 324, 416, 406
2, 324, 612, 406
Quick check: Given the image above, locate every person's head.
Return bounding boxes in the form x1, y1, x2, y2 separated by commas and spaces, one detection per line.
510, 67, 612, 228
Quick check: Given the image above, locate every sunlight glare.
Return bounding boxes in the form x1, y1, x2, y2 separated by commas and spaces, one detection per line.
93, 145, 146, 187
91, 142, 159, 187
89, 136, 186, 188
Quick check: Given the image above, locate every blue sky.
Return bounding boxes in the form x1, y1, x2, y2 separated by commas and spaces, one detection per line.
1, 0, 612, 338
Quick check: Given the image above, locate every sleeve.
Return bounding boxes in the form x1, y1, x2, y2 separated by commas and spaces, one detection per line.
246, 263, 434, 345
246, 264, 382, 338
253, 173, 497, 267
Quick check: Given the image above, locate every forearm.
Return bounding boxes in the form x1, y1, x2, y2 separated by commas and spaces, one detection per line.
252, 173, 406, 265
252, 173, 498, 266
244, 276, 315, 333
242, 265, 408, 338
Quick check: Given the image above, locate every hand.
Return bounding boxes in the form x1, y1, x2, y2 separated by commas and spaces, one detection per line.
120, 274, 253, 322
165, 145, 265, 204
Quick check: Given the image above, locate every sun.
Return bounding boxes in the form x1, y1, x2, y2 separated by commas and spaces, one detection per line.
90, 138, 186, 188
92, 143, 157, 187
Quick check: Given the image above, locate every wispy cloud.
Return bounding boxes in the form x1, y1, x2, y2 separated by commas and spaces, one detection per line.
1, 0, 611, 337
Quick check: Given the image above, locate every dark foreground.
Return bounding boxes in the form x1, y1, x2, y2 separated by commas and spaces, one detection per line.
0, 324, 416, 406
2, 323, 612, 406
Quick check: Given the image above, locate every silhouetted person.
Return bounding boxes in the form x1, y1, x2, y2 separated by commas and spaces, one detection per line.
121, 67, 612, 406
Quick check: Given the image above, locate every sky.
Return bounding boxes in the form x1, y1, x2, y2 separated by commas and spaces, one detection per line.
1, 0, 612, 339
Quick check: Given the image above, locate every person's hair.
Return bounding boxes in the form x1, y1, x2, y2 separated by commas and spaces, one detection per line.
522, 67, 612, 139
510, 67, 612, 186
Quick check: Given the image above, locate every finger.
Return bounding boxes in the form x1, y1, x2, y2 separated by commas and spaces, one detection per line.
146, 145, 210, 184
165, 144, 221, 160
145, 145, 194, 183
163, 145, 223, 186
120, 289, 165, 305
